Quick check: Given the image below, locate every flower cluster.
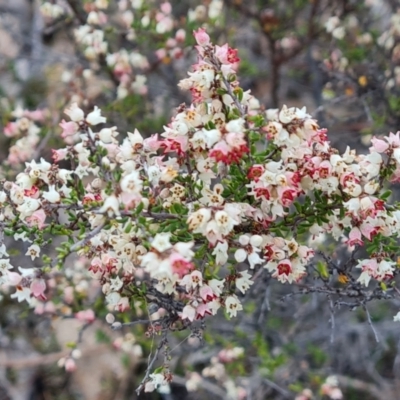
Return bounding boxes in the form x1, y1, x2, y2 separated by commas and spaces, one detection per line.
39, 0, 223, 102
2, 107, 46, 166
295, 375, 343, 400
184, 346, 246, 399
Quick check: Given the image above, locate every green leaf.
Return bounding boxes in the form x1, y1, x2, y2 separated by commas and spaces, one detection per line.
234, 87, 243, 102
381, 190, 392, 200
216, 88, 228, 96
124, 221, 133, 233
294, 202, 302, 213
136, 202, 144, 215
316, 261, 329, 279
204, 121, 216, 130
77, 179, 85, 196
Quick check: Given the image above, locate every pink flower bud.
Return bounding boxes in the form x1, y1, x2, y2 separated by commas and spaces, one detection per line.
75, 309, 95, 323
30, 279, 46, 300
193, 28, 210, 47
65, 358, 77, 372
370, 137, 389, 153
175, 29, 186, 42
160, 1, 171, 14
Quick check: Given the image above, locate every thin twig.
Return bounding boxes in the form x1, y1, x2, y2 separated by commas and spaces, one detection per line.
136, 337, 165, 395
257, 282, 271, 326
69, 221, 105, 252
77, 322, 91, 343
263, 378, 292, 398
111, 319, 154, 330
33, 129, 53, 161
329, 296, 335, 344
311, 94, 355, 117
364, 305, 380, 343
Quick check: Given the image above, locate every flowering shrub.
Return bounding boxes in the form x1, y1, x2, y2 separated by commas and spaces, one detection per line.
1, 26, 400, 396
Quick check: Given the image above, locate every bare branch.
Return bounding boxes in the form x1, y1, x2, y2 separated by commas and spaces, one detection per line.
364, 305, 380, 343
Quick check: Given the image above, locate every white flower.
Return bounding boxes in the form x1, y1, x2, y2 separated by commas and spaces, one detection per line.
325, 16, 340, 33
57, 169, 73, 184
120, 170, 142, 194
344, 183, 362, 197
248, 251, 263, 269
18, 267, 36, 277
109, 276, 123, 291
42, 185, 61, 203
250, 235, 263, 247
99, 127, 118, 143
86, 106, 106, 125
180, 270, 203, 290
106, 291, 121, 306
0, 244, 9, 258
203, 129, 221, 148
393, 148, 400, 164
98, 195, 120, 216
16, 173, 35, 189
14, 232, 32, 242
87, 11, 101, 25
128, 129, 144, 146
235, 270, 253, 294
393, 312, 400, 322
235, 235, 262, 268
234, 248, 247, 262
226, 118, 245, 133
0, 258, 12, 272
65, 103, 84, 122
74, 164, 90, 179
190, 130, 207, 150
11, 287, 32, 303
140, 252, 164, 276
151, 233, 172, 253
105, 313, 115, 324
212, 241, 229, 265
180, 304, 196, 322
225, 295, 243, 318
187, 208, 211, 233
147, 165, 161, 185
59, 184, 73, 197
200, 185, 224, 206
132, 75, 147, 93
173, 241, 194, 260
214, 210, 237, 235
26, 245, 40, 260
364, 181, 379, 195
144, 373, 168, 392
357, 270, 372, 287
17, 197, 40, 219
238, 235, 250, 245
186, 372, 202, 392
332, 27, 345, 40
208, 279, 225, 296
278, 105, 296, 124
377, 259, 395, 279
